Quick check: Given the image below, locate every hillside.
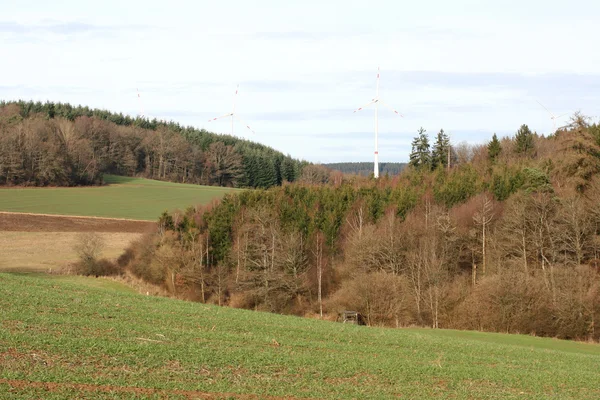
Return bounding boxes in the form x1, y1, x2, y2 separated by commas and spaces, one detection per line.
121, 117, 600, 341
323, 162, 407, 176
0, 101, 307, 189
0, 175, 236, 221
1, 272, 599, 399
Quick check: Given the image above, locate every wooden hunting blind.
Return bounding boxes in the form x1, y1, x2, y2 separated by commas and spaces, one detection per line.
340, 311, 365, 325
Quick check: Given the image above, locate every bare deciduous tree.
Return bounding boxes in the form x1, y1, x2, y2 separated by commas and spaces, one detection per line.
473, 193, 495, 279
73, 232, 106, 276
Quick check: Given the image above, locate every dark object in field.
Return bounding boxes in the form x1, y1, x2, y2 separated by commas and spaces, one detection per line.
339, 311, 365, 325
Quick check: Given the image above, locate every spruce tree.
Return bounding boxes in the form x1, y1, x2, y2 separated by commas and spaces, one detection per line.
409, 127, 431, 170
431, 129, 450, 169
281, 156, 297, 183
515, 124, 534, 154
488, 133, 501, 161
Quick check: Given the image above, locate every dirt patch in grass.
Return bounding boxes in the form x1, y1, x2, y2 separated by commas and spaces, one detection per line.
0, 379, 309, 399
0, 212, 155, 233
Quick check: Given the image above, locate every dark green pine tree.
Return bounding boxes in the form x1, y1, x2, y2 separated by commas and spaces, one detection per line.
46, 102, 55, 119
274, 154, 283, 186
409, 127, 431, 170
241, 151, 261, 188
255, 156, 277, 189
281, 156, 298, 183
515, 124, 534, 154
431, 129, 451, 170
488, 133, 502, 161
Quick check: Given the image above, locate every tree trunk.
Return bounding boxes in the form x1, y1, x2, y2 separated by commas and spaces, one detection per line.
482, 220, 487, 276
316, 234, 323, 318
522, 230, 528, 276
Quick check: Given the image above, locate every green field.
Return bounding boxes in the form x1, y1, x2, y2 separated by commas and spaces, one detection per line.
1, 273, 599, 399
0, 176, 238, 220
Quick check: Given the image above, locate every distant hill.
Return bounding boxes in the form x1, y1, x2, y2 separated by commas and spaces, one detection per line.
323, 162, 407, 176
0, 100, 307, 189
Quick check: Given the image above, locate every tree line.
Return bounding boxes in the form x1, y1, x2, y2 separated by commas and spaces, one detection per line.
0, 101, 306, 188
116, 113, 600, 341
323, 162, 407, 177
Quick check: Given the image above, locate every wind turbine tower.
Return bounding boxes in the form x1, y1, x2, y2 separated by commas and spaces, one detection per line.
536, 100, 568, 132
208, 85, 255, 136
137, 88, 145, 118
353, 67, 403, 178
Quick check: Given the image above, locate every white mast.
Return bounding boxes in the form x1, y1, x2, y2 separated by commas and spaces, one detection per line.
374, 68, 379, 177
353, 67, 402, 178
136, 88, 145, 118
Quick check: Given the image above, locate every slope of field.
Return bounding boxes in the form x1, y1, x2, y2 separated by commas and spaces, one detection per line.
0, 175, 239, 221
1, 273, 599, 399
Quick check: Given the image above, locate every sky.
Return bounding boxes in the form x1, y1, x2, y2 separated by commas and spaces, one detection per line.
2, 0, 600, 163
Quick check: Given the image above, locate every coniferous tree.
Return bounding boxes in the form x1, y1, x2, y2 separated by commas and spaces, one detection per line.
515, 124, 534, 154
488, 133, 502, 161
431, 129, 451, 170
321, 162, 406, 176
409, 127, 431, 170
281, 156, 297, 183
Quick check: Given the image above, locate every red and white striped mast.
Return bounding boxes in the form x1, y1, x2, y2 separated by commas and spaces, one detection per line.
353, 67, 403, 178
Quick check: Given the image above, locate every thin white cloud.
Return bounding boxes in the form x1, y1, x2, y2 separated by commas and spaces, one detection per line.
2, 0, 600, 163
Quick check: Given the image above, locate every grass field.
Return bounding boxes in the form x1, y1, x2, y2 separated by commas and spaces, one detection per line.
1, 273, 599, 399
0, 175, 238, 221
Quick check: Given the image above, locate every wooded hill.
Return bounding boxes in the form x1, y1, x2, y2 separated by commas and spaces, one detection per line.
116, 113, 600, 341
323, 162, 407, 176
0, 101, 306, 188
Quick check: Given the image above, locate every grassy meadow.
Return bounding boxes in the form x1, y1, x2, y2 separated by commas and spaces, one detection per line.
0, 175, 239, 220
1, 272, 599, 399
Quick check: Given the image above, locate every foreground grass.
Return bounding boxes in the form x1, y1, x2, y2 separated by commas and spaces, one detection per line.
1, 273, 600, 399
0, 175, 238, 220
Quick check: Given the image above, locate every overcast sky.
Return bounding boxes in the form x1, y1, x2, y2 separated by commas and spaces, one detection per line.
2, 0, 600, 162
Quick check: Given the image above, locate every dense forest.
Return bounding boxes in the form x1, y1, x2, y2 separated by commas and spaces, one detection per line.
0, 101, 306, 188
323, 162, 406, 176
115, 113, 600, 341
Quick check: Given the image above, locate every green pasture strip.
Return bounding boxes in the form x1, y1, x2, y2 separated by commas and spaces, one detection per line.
0, 175, 238, 220
1, 273, 599, 399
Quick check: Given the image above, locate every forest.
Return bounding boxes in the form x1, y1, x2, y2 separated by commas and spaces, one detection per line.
0, 101, 306, 188
115, 113, 600, 341
324, 162, 407, 176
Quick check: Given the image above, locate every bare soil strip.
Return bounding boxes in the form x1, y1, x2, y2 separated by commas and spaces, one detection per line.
0, 212, 155, 233
0, 379, 307, 399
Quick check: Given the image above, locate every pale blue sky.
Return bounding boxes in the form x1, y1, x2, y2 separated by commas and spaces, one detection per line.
2, 0, 599, 162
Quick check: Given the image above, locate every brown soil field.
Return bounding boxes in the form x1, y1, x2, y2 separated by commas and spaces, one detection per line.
0, 211, 155, 233
0, 212, 155, 273
0, 232, 143, 272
